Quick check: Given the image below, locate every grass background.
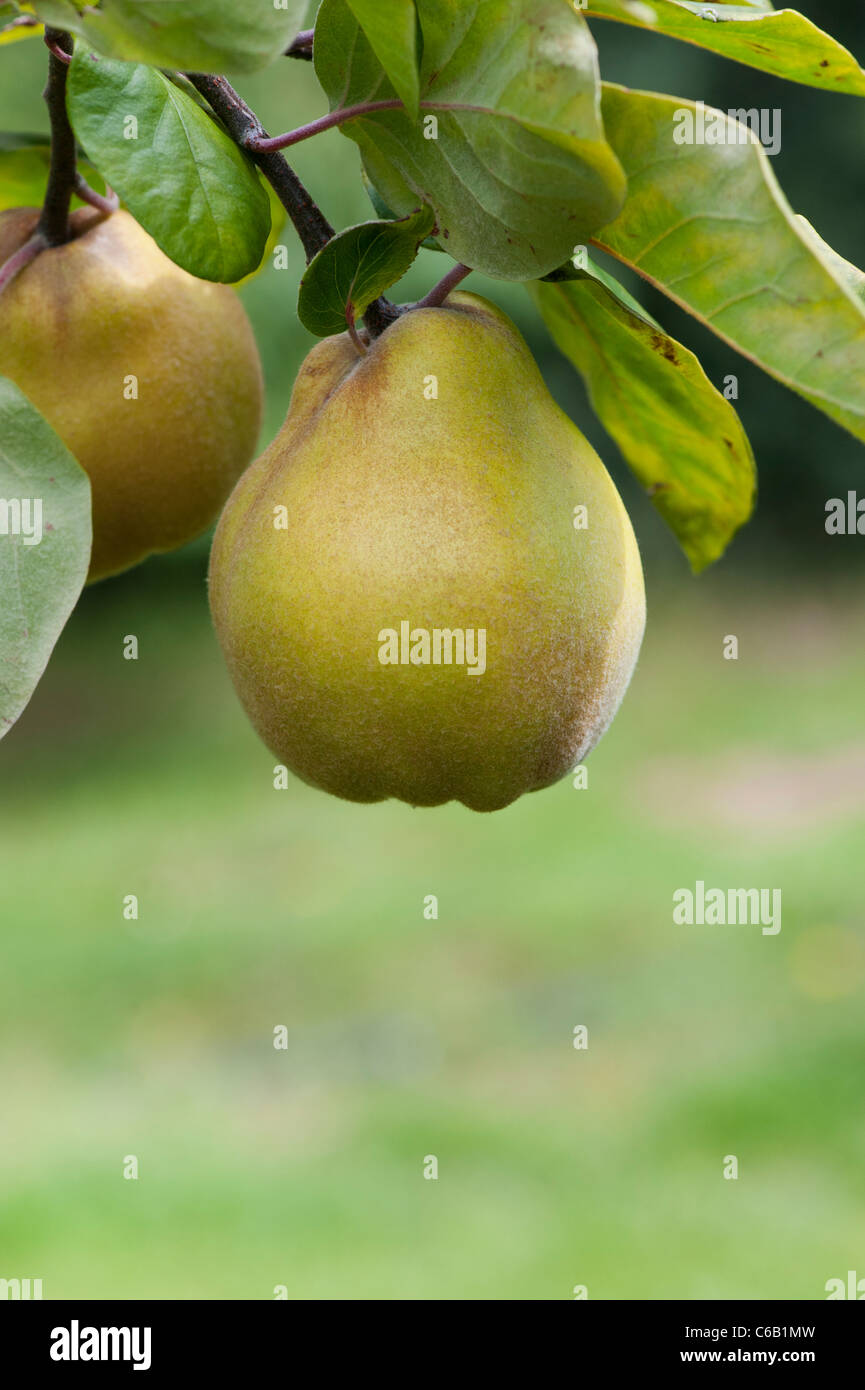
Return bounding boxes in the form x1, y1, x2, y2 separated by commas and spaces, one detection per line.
1, 3, 864, 1299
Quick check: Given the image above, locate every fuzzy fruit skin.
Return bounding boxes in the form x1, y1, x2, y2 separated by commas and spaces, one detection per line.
210, 292, 645, 813
0, 207, 263, 581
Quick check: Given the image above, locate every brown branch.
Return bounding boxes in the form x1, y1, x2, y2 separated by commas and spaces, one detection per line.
186, 72, 402, 338
36, 29, 76, 247
363, 296, 404, 338
187, 72, 334, 262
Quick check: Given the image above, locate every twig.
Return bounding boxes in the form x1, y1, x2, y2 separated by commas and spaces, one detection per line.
186, 72, 402, 339
285, 29, 314, 60
0, 233, 46, 298
36, 29, 76, 246
417, 263, 472, 308
187, 72, 334, 261
363, 296, 404, 338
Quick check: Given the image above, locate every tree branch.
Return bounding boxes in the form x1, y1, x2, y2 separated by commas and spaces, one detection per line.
363, 296, 404, 338
187, 72, 334, 262
187, 72, 402, 338
37, 29, 76, 247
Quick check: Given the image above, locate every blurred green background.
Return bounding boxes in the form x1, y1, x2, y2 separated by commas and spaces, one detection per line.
1, 3, 864, 1299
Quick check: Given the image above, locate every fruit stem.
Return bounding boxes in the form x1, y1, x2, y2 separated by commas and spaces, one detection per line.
362, 297, 404, 340
0, 233, 47, 298
416, 263, 473, 309
37, 29, 77, 248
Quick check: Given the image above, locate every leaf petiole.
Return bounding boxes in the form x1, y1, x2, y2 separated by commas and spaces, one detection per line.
246, 100, 406, 155
416, 263, 472, 310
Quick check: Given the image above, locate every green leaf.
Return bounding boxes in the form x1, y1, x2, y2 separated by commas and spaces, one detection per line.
361, 169, 443, 253
584, 0, 657, 17
29, 0, 306, 73
595, 85, 865, 445
586, 0, 865, 96
235, 179, 287, 289
314, 0, 626, 281
0, 376, 91, 740
22, 0, 78, 28
298, 206, 435, 338
541, 250, 662, 328
530, 266, 755, 571
0, 27, 39, 47
794, 216, 865, 311
362, 171, 399, 223
0, 131, 107, 213
66, 49, 271, 283
346, 0, 420, 118
0, 135, 54, 212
